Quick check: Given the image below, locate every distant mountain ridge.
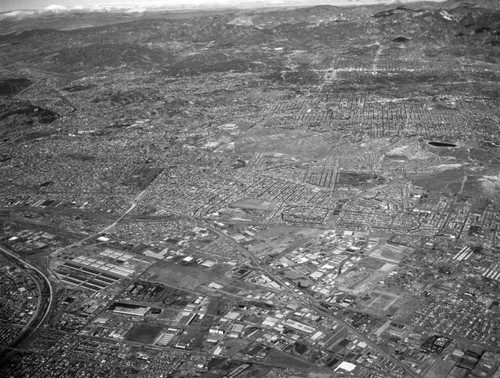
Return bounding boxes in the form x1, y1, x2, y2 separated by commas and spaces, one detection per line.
0, 0, 499, 36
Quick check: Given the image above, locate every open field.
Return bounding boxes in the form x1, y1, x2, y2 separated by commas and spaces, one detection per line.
124, 323, 163, 344
146, 261, 233, 291
369, 243, 412, 264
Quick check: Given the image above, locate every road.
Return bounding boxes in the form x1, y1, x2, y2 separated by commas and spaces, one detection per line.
0, 244, 54, 362
0, 186, 416, 376
142, 203, 419, 377
52, 187, 148, 256
251, 259, 417, 377
0, 188, 148, 361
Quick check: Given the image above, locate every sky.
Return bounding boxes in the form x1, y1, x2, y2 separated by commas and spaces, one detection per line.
0, 0, 447, 13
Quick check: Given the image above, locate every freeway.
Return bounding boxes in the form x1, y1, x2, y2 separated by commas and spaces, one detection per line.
12, 183, 416, 376
0, 244, 54, 362
0, 192, 149, 361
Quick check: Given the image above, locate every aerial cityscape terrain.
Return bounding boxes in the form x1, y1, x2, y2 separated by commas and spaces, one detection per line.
1, 0, 500, 377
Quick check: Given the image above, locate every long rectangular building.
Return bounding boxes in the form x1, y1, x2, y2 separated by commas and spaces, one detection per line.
284, 319, 316, 334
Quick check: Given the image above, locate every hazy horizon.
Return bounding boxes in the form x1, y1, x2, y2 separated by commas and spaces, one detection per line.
0, 0, 448, 13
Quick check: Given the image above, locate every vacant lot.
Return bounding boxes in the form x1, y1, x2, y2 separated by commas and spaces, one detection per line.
236, 129, 331, 160
369, 243, 412, 264
125, 323, 163, 344
146, 261, 233, 291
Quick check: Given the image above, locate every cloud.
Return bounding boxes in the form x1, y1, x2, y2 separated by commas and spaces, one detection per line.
45, 4, 68, 11
0, 0, 449, 20
0, 1, 223, 17
0, 10, 38, 20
